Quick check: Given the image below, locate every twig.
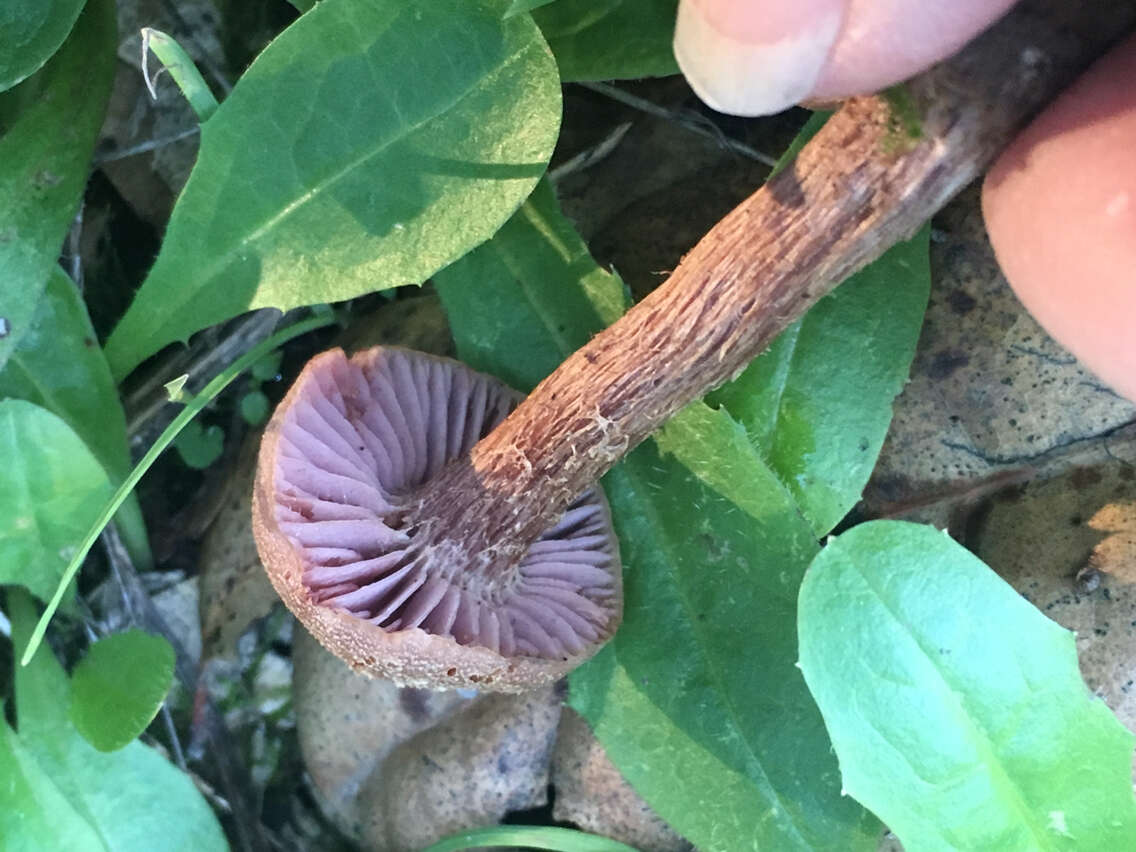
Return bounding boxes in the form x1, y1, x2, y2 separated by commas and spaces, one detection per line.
105, 529, 139, 621
95, 126, 200, 164
862, 419, 1136, 521
549, 121, 633, 183
579, 80, 779, 167
161, 703, 189, 771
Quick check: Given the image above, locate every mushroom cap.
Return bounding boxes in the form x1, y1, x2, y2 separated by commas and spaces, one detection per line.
252, 347, 622, 692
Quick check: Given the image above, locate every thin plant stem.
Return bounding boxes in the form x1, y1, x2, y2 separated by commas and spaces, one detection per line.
161, 703, 188, 771
114, 493, 154, 571
21, 313, 334, 666
579, 81, 778, 168
95, 126, 200, 164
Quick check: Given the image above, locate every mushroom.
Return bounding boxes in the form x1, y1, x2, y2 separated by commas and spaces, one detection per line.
253, 346, 621, 692
255, 0, 1126, 692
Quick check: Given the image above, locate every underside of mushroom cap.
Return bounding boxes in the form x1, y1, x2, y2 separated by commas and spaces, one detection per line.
253, 347, 623, 691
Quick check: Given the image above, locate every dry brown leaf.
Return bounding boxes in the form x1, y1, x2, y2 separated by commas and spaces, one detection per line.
1088, 499, 1136, 583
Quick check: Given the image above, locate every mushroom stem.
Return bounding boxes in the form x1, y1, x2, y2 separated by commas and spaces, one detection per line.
411, 3, 1136, 564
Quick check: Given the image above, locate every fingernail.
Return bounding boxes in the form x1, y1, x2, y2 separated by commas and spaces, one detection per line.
674, 0, 845, 116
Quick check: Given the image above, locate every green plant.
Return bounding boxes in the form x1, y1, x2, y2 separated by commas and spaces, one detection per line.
1, 1, 1133, 850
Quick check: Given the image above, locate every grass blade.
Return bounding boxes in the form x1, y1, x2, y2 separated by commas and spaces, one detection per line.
422, 825, 639, 852
20, 313, 334, 666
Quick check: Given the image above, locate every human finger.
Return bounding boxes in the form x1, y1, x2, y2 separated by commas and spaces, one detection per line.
674, 0, 848, 116
982, 34, 1136, 401
673, 0, 1017, 116
810, 0, 1018, 100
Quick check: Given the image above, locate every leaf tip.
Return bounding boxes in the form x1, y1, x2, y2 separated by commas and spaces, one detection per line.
164, 374, 189, 402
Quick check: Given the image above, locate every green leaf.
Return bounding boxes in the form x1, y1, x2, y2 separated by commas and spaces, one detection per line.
424, 824, 638, 851
0, 716, 104, 851
533, 0, 678, 81
249, 349, 283, 381
174, 419, 225, 469
575, 407, 877, 850
798, 521, 1136, 850
0, 400, 113, 602
435, 178, 627, 389
438, 182, 875, 849
69, 630, 175, 753
104, 0, 561, 380
0, 267, 131, 482
0, 266, 152, 569
7, 590, 227, 851
0, 0, 87, 92
707, 228, 930, 535
0, 0, 115, 372
239, 388, 271, 425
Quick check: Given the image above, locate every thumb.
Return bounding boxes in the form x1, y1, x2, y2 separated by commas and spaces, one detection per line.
673, 0, 848, 117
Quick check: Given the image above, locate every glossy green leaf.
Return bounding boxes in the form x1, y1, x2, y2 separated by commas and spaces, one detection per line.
0, 267, 151, 568
0, 0, 87, 92
533, 0, 678, 81
424, 824, 638, 851
438, 183, 876, 849
798, 521, 1136, 850
69, 630, 175, 752
7, 590, 227, 851
707, 228, 930, 535
0, 0, 115, 371
105, 0, 561, 380
0, 400, 112, 602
